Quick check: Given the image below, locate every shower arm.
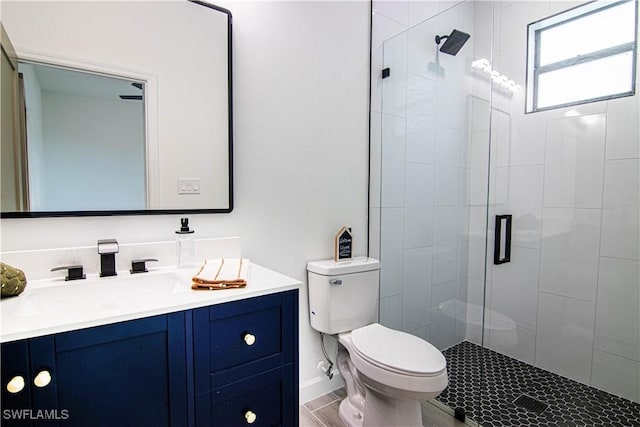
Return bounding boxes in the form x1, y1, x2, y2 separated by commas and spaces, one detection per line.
435, 35, 449, 45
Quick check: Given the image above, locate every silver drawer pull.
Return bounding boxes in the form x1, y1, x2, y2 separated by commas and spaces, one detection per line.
329, 279, 342, 285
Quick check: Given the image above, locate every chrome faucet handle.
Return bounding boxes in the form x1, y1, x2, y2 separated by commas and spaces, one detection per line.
51, 265, 85, 281
130, 258, 158, 274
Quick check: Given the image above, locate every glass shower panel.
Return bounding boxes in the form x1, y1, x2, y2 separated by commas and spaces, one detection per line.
379, 1, 494, 424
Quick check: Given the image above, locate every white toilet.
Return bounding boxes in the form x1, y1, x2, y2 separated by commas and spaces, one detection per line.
307, 257, 448, 427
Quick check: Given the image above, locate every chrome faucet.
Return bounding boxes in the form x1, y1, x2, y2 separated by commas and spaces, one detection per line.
97, 239, 119, 277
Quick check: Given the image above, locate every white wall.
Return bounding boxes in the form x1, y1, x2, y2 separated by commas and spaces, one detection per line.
0, 0, 371, 403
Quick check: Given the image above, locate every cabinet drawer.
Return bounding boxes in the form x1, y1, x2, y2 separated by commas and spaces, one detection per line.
196, 365, 297, 427
209, 304, 282, 372
193, 291, 297, 392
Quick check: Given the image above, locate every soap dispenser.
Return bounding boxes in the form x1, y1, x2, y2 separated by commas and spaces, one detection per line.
176, 218, 195, 268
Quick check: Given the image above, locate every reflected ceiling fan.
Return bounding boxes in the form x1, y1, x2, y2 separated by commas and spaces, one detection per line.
119, 82, 143, 101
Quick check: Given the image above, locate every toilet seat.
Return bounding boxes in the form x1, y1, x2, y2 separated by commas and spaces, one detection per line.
350, 323, 446, 377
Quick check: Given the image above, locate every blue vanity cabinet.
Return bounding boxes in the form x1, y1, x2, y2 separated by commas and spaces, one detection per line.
1, 288, 299, 427
1, 312, 188, 427
192, 289, 299, 427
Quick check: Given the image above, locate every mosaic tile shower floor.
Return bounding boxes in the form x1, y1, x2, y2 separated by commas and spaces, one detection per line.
437, 341, 640, 427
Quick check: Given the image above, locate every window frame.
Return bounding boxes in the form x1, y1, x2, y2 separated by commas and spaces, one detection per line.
525, 0, 638, 113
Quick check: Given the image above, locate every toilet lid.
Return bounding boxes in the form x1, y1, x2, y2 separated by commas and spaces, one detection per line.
350, 323, 446, 376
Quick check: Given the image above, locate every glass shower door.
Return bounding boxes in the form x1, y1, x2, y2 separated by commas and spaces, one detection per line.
475, 2, 640, 426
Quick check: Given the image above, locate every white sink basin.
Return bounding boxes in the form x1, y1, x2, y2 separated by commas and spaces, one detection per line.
6, 271, 189, 320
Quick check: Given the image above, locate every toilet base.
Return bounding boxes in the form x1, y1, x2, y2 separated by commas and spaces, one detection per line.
338, 391, 424, 427
339, 397, 364, 427
362, 388, 423, 427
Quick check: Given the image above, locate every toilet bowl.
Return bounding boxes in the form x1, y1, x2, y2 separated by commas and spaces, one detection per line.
307, 258, 448, 427
336, 323, 447, 427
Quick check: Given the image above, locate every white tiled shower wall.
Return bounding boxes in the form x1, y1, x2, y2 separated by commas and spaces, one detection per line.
371, 0, 639, 403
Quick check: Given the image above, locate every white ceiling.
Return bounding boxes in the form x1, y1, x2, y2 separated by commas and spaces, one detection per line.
23, 62, 143, 101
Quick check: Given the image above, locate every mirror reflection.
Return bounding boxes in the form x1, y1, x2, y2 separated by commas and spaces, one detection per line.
20, 63, 146, 211
0, 0, 232, 216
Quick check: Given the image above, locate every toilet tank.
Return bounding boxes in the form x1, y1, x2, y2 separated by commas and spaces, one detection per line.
307, 257, 380, 335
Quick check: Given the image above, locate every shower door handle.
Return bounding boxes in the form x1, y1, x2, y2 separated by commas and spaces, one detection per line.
494, 214, 512, 265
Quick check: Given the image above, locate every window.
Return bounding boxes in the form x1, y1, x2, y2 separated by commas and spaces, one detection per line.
526, 0, 638, 113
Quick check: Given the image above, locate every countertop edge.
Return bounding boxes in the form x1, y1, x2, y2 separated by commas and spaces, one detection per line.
1, 263, 302, 343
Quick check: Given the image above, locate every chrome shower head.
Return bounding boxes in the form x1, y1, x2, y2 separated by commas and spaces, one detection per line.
435, 29, 471, 56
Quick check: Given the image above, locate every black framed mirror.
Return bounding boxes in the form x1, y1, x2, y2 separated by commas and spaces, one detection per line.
0, 0, 233, 218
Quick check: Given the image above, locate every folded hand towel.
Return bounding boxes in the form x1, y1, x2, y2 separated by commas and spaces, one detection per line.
191, 258, 249, 290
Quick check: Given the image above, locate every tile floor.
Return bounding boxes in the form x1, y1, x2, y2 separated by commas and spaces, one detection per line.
438, 341, 640, 427
300, 387, 467, 427
300, 341, 640, 426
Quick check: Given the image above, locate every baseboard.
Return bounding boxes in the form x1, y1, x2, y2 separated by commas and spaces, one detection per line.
299, 371, 345, 404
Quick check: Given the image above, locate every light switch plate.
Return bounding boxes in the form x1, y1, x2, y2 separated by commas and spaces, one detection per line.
178, 178, 200, 194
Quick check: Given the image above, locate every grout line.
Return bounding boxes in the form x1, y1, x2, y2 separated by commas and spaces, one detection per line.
310, 397, 340, 413
309, 409, 327, 427
301, 389, 346, 427
599, 254, 640, 262
594, 346, 640, 364
537, 289, 597, 304
372, 9, 408, 29
300, 405, 327, 427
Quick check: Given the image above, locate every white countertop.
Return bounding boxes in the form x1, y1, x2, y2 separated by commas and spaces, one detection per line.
0, 263, 301, 343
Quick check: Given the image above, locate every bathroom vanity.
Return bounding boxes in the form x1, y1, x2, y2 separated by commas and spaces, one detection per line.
0, 264, 300, 426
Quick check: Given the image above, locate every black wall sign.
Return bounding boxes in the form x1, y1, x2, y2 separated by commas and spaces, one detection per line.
334, 226, 353, 261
